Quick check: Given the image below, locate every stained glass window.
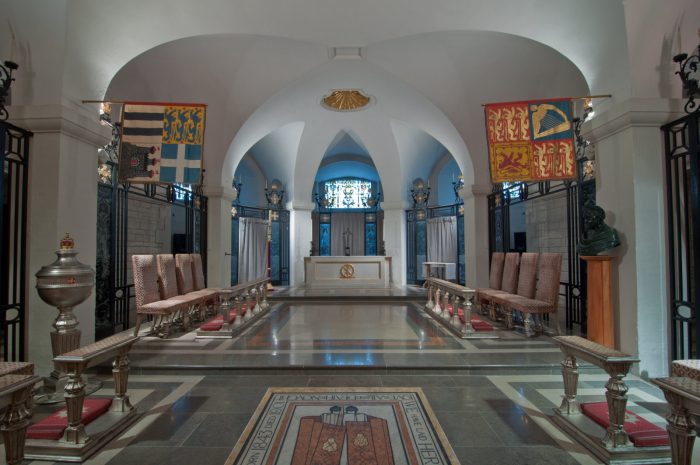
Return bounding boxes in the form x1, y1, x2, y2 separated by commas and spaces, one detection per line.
501, 182, 523, 200
321, 179, 373, 209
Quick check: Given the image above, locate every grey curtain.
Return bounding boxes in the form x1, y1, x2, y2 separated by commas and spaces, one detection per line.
238, 217, 269, 282
427, 216, 457, 279
331, 212, 364, 256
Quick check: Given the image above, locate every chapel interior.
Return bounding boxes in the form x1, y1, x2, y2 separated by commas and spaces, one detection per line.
1, 1, 700, 465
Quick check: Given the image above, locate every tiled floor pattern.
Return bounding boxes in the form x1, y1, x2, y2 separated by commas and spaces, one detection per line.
15, 370, 678, 465
10, 300, 679, 464
129, 303, 564, 369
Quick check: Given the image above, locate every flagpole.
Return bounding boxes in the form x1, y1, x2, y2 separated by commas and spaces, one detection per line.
480, 94, 612, 107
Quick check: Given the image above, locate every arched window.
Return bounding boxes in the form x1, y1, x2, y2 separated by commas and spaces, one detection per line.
318, 178, 376, 209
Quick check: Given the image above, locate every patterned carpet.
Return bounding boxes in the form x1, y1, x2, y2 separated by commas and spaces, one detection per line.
224, 388, 458, 465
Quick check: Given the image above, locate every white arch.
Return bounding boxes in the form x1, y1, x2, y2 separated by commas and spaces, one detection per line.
223, 59, 474, 206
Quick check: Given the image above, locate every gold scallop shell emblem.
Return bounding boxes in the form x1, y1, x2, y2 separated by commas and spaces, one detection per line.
322, 90, 371, 111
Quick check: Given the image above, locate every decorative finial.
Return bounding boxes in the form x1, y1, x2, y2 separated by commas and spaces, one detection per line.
60, 233, 74, 250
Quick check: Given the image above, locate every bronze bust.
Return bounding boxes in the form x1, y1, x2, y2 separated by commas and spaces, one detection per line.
578, 205, 620, 256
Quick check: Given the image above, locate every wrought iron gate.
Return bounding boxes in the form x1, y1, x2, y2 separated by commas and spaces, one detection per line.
96, 163, 207, 339
663, 111, 700, 360
406, 204, 465, 285
230, 205, 290, 286
0, 121, 30, 361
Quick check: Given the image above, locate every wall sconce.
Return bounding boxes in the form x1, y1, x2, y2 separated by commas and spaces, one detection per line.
410, 178, 430, 207
673, 32, 700, 114
265, 179, 285, 209
232, 177, 242, 203
97, 102, 121, 163
314, 190, 331, 209
0, 60, 18, 121
230, 206, 238, 218
364, 189, 382, 209
452, 174, 464, 203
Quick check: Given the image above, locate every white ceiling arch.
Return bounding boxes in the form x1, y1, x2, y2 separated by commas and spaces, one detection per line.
221, 58, 473, 208
66, 0, 626, 108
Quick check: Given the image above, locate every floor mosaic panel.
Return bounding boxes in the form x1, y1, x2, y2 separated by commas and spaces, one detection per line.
224, 388, 459, 465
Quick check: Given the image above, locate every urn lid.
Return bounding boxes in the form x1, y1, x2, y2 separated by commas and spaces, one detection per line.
35, 234, 95, 289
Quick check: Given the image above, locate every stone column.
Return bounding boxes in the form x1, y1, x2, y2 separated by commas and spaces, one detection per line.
10, 104, 108, 377
204, 185, 237, 288
586, 98, 683, 377
463, 184, 490, 288
382, 203, 407, 285
290, 203, 314, 286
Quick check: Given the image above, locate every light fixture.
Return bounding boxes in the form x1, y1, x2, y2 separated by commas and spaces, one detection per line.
410, 178, 430, 207
673, 32, 700, 114
0, 60, 18, 121
452, 174, 464, 203
230, 206, 238, 218
232, 178, 242, 199
265, 179, 285, 209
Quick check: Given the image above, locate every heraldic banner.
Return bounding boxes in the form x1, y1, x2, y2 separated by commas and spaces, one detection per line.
118, 102, 206, 184
485, 98, 576, 183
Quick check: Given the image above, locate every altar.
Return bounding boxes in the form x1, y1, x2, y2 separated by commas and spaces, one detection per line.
304, 256, 392, 288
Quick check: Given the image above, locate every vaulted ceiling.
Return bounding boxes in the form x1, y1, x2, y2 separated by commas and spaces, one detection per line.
33, 0, 654, 205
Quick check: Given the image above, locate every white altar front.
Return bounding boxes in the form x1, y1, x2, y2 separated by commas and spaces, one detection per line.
304, 256, 392, 288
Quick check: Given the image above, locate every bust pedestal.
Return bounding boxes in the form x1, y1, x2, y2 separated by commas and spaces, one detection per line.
582, 256, 615, 348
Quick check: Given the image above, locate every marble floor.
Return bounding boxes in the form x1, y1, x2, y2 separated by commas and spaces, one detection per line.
15, 298, 679, 465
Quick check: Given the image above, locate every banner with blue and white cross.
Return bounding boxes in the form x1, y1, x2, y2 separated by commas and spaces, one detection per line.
118, 102, 206, 185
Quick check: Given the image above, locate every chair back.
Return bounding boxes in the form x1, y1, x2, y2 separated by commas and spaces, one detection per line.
156, 254, 180, 299
534, 253, 563, 305
132, 254, 160, 307
488, 252, 505, 289
516, 253, 538, 298
501, 252, 521, 294
176, 254, 196, 294
191, 254, 206, 291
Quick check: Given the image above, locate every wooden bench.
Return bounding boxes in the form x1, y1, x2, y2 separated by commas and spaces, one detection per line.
652, 377, 700, 465
552, 336, 670, 464
25, 334, 139, 462
0, 373, 40, 465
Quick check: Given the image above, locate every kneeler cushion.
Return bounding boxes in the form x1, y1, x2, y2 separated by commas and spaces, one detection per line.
27, 397, 113, 440
581, 402, 669, 447
200, 310, 237, 331
443, 305, 494, 331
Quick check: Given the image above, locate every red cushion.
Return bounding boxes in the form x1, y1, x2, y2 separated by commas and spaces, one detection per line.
455, 309, 494, 331
27, 398, 112, 440
581, 402, 669, 447
200, 321, 223, 331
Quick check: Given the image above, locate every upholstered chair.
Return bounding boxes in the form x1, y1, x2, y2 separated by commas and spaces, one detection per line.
498, 253, 563, 336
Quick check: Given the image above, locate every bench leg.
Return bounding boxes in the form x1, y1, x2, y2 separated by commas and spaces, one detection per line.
662, 392, 696, 465
488, 301, 498, 321
111, 351, 133, 413
503, 306, 513, 329
0, 384, 33, 465
133, 314, 143, 336
62, 371, 89, 444
603, 372, 633, 448
558, 355, 581, 415
523, 313, 537, 337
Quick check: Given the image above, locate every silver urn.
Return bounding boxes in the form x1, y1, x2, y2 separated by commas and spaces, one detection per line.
35, 234, 95, 358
